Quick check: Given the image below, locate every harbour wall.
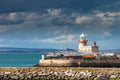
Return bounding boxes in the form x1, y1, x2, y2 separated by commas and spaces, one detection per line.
39, 59, 78, 67
39, 59, 120, 67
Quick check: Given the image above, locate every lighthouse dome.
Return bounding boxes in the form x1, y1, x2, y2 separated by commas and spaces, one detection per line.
80, 32, 86, 40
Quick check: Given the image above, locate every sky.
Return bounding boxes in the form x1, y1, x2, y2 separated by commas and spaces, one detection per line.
0, 0, 120, 50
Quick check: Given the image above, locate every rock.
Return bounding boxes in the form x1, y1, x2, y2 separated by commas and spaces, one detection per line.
10, 76, 18, 80
79, 78, 85, 80
4, 72, 11, 75
0, 68, 119, 80
0, 72, 4, 76
110, 75, 117, 79
97, 75, 106, 80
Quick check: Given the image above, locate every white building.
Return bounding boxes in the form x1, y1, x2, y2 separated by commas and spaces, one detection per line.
78, 33, 99, 53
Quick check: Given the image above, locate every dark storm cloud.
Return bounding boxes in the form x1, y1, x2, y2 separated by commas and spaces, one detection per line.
0, 20, 24, 25
0, 0, 119, 13
95, 1, 120, 12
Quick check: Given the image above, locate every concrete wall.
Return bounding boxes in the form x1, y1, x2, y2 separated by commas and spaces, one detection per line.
92, 46, 99, 52
78, 46, 99, 53
79, 42, 87, 46
39, 59, 79, 67
39, 59, 120, 67
78, 46, 92, 52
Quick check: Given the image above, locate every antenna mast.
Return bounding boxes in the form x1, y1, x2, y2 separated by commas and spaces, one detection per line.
65, 26, 69, 50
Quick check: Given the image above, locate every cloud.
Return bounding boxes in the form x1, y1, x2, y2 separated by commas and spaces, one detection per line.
75, 16, 93, 24
0, 8, 119, 36
31, 34, 76, 43
94, 11, 119, 25
0, 12, 25, 25
0, 9, 119, 39
47, 9, 61, 16
102, 32, 112, 37
1, 0, 118, 13
95, 1, 120, 12
0, 0, 119, 49
0, 7, 119, 28
23, 9, 62, 26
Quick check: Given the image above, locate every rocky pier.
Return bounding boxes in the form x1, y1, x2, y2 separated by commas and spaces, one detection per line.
0, 67, 119, 80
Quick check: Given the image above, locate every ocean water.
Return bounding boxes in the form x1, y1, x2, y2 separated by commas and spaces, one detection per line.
0, 52, 42, 67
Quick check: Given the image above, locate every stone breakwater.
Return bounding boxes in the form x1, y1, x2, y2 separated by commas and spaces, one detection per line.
0, 67, 119, 80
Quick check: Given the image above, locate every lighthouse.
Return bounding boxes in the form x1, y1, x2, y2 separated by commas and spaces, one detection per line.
78, 32, 88, 46
78, 32, 88, 52
78, 32, 99, 53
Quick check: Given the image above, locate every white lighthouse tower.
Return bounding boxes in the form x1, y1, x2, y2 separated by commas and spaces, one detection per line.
78, 32, 88, 46
78, 32, 88, 52
78, 32, 99, 53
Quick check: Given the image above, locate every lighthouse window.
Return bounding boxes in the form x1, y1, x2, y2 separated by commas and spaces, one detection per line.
81, 37, 85, 40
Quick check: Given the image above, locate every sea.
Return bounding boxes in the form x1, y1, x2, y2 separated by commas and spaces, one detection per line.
0, 51, 42, 67
0, 51, 119, 67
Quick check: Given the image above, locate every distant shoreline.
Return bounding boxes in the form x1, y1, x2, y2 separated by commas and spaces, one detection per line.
0, 47, 119, 53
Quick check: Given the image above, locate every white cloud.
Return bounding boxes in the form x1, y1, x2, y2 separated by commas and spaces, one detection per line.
8, 12, 25, 21
106, 12, 120, 17
9, 13, 18, 21
47, 9, 61, 16
72, 11, 120, 27
24, 9, 61, 25
0, 12, 25, 25
102, 32, 112, 37
31, 34, 76, 43
94, 11, 120, 25
25, 12, 40, 21
75, 16, 93, 24
0, 9, 120, 37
